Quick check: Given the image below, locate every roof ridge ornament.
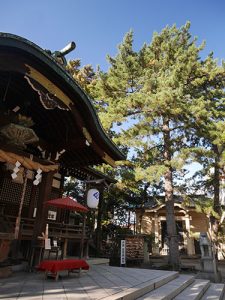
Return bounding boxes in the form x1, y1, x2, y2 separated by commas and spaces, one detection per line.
45, 42, 76, 67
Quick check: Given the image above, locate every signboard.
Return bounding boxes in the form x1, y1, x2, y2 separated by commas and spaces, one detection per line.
45, 238, 51, 250
48, 210, 57, 220
125, 236, 144, 260
120, 240, 126, 266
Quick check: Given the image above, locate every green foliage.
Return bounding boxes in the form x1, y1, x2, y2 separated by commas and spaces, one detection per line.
66, 59, 98, 99
194, 197, 219, 219
93, 23, 208, 196
63, 177, 85, 204
88, 22, 225, 266
66, 23, 225, 260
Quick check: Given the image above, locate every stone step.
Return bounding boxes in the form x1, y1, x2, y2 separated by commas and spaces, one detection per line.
174, 279, 210, 300
102, 271, 178, 300
201, 283, 225, 300
137, 274, 195, 300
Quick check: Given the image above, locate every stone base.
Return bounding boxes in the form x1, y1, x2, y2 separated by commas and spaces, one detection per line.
201, 257, 215, 273
0, 266, 12, 278
197, 270, 222, 283
198, 257, 222, 282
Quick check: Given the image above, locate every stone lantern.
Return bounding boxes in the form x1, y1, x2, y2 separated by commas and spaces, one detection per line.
198, 232, 221, 282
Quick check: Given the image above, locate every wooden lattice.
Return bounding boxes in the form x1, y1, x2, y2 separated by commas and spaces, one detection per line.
0, 178, 32, 207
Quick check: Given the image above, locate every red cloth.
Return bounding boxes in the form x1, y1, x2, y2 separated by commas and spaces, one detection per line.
37, 259, 89, 273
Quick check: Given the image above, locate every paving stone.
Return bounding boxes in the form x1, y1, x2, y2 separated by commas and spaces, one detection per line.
174, 279, 210, 300
137, 275, 194, 300
201, 283, 225, 300
20, 295, 43, 299
0, 265, 224, 300
67, 294, 90, 300
101, 272, 178, 300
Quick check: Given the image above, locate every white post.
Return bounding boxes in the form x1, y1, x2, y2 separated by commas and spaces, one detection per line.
120, 240, 126, 267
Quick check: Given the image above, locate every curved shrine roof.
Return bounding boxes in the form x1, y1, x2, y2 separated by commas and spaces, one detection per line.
0, 33, 125, 172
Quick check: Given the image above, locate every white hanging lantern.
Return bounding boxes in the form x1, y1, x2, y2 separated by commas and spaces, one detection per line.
87, 188, 99, 208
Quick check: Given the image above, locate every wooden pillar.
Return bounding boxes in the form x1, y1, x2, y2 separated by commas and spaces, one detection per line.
30, 171, 54, 267
96, 185, 104, 256
139, 213, 143, 233
84, 239, 89, 258
28, 184, 38, 218
57, 173, 65, 223
154, 213, 160, 254
133, 214, 136, 234
158, 219, 162, 251
80, 215, 86, 258
62, 238, 68, 259
0, 166, 4, 213
185, 214, 195, 256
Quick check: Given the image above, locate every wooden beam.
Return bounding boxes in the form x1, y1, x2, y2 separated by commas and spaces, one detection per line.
91, 141, 116, 167
0, 143, 56, 166
30, 171, 54, 267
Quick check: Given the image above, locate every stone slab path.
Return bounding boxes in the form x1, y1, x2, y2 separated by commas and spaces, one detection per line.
0, 265, 224, 300
0, 265, 176, 300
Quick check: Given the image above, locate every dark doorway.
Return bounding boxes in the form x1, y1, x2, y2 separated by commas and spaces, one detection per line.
161, 220, 185, 250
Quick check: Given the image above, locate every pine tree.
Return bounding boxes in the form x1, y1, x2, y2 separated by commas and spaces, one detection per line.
66, 23, 225, 265
187, 53, 225, 247
67, 59, 97, 97
94, 22, 209, 269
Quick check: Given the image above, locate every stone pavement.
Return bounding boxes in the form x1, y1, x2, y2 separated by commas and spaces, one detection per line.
0, 265, 176, 300
0, 264, 224, 300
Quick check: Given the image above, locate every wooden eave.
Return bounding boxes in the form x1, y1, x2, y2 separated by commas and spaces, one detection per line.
64, 166, 117, 185
0, 33, 125, 170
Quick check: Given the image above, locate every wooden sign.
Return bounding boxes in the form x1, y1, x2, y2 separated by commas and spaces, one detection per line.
125, 236, 144, 260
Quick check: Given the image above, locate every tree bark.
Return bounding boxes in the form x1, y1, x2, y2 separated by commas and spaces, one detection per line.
213, 146, 221, 215
211, 145, 222, 259
163, 119, 180, 270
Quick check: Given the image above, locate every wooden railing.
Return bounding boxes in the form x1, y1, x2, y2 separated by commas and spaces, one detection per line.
48, 221, 89, 239
3, 215, 89, 240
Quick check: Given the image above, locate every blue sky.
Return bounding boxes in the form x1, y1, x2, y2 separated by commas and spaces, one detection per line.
1, 0, 225, 71
1, 0, 222, 178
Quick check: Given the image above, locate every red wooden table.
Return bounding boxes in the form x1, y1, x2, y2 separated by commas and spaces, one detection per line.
37, 259, 89, 280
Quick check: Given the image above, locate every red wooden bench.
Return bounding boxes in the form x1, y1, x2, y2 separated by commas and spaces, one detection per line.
37, 259, 89, 280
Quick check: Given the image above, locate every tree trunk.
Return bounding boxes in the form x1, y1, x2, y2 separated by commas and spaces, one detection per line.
163, 119, 180, 270
211, 145, 222, 259
128, 210, 131, 229
213, 146, 221, 215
